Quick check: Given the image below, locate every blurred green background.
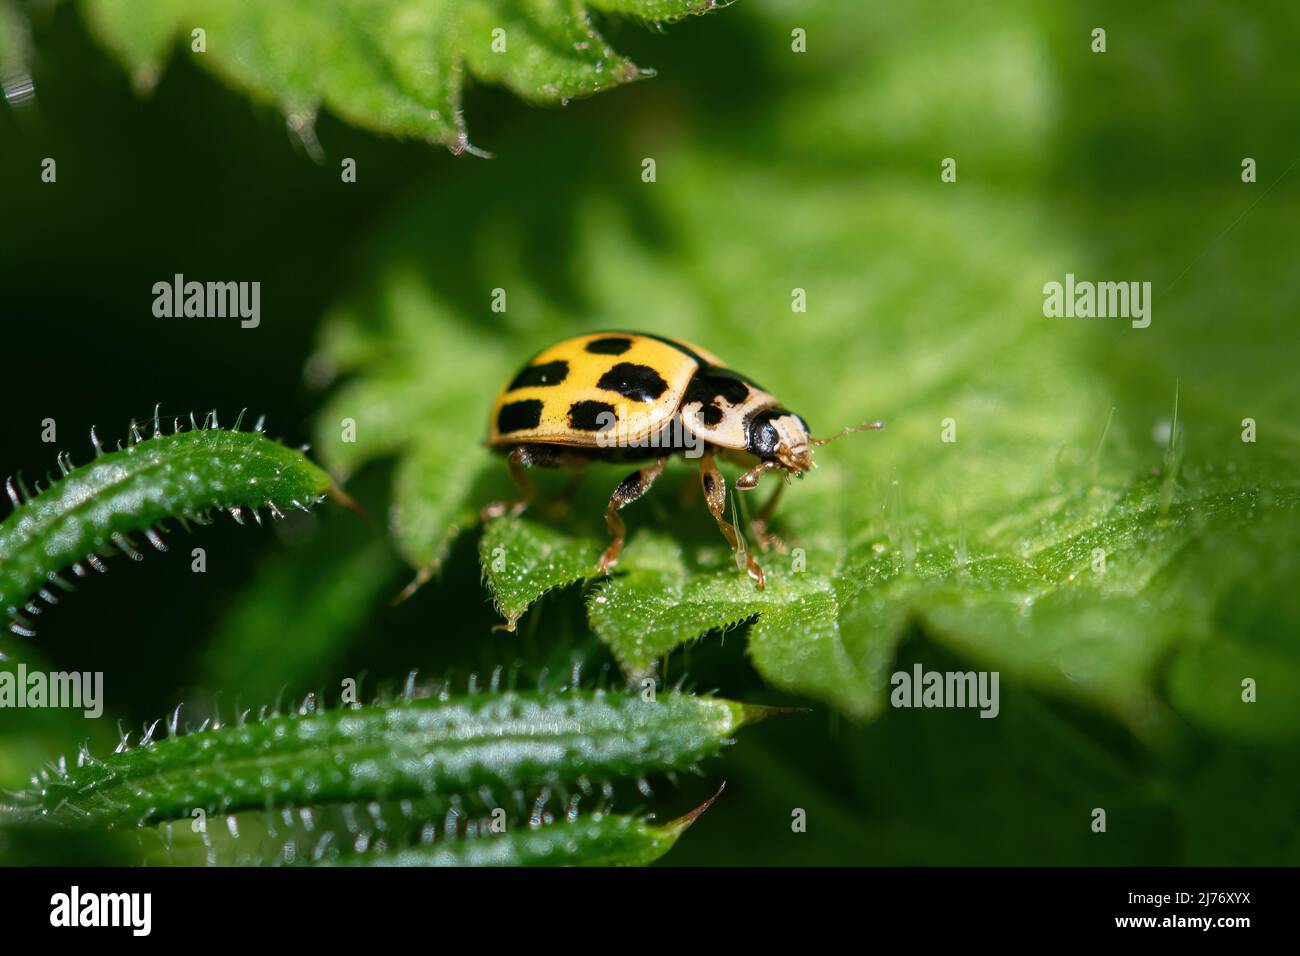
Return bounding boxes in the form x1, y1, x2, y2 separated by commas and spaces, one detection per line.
1, 0, 1298, 864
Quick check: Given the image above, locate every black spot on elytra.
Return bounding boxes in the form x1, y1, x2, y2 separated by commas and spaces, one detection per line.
508, 360, 569, 390
702, 473, 716, 494
568, 400, 617, 431
497, 399, 544, 433
586, 337, 633, 355
597, 362, 669, 403
684, 367, 753, 408
684, 367, 756, 428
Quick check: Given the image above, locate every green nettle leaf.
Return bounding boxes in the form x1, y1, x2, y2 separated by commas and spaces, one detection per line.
391, 434, 489, 588
142, 777, 723, 866
310, 126, 1300, 742
308, 813, 699, 867
481, 513, 604, 629
0, 418, 333, 638
183, 808, 704, 867
312, 281, 512, 579
6, 689, 758, 830
79, 0, 726, 150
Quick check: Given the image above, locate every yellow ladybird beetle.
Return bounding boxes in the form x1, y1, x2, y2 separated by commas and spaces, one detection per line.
484, 332, 882, 589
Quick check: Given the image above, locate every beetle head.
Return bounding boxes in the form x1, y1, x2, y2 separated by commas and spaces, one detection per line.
746, 409, 815, 474
742, 413, 886, 488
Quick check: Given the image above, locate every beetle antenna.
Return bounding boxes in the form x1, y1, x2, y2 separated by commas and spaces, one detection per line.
811, 420, 884, 447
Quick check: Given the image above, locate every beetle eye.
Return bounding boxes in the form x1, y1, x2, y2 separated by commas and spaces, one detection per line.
750, 420, 780, 458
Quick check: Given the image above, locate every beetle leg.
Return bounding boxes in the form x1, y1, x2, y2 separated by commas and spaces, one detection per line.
735, 460, 789, 553
699, 451, 765, 589
598, 457, 668, 574
735, 458, 780, 491
481, 447, 534, 520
